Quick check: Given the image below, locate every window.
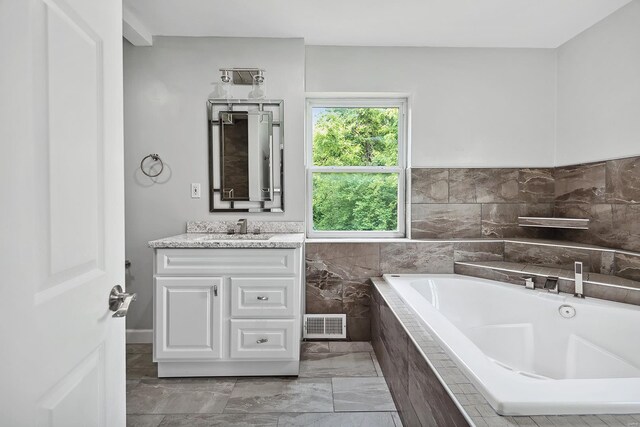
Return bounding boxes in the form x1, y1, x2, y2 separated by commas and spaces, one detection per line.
306, 98, 407, 238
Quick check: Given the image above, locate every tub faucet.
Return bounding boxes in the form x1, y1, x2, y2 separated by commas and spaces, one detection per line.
523, 276, 535, 290
237, 218, 247, 234
574, 262, 585, 298
544, 276, 559, 294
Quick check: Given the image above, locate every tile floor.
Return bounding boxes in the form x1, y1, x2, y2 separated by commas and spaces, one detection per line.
127, 341, 401, 427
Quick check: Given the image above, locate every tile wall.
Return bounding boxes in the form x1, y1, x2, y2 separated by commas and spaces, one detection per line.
305, 155, 640, 340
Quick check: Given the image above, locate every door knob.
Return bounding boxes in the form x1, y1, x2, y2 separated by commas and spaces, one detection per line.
109, 285, 137, 318
256, 296, 269, 301
256, 338, 269, 344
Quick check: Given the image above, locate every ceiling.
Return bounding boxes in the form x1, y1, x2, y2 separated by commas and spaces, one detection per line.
124, 0, 632, 48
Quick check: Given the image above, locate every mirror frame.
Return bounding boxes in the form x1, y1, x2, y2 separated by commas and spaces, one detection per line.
207, 99, 284, 212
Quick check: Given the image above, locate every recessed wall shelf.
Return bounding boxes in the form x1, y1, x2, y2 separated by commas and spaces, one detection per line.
518, 217, 589, 230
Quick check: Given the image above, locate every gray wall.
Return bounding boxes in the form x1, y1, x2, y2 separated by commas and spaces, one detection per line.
556, 0, 640, 165
124, 37, 305, 331
305, 46, 557, 168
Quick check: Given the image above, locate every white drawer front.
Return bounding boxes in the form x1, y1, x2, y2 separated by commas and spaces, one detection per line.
156, 248, 297, 276
231, 277, 296, 318
230, 320, 297, 360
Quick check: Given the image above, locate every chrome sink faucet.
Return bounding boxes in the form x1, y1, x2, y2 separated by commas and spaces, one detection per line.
237, 218, 248, 235
574, 261, 585, 298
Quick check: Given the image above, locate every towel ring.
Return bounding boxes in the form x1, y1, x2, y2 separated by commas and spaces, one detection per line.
140, 153, 164, 178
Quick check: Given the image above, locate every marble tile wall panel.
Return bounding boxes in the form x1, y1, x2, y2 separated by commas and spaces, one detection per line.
305, 243, 379, 340
554, 162, 606, 203
411, 204, 481, 238
503, 241, 614, 274
481, 203, 554, 238
518, 168, 555, 203
606, 157, 640, 203
555, 203, 640, 253
380, 242, 454, 274
453, 263, 526, 286
411, 169, 449, 203
614, 252, 640, 282
449, 168, 521, 203
453, 241, 504, 263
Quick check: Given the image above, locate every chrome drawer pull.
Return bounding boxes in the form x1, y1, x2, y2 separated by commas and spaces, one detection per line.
256, 338, 269, 344
256, 296, 269, 301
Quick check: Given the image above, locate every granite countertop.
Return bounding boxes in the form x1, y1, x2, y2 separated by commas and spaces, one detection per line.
148, 232, 305, 249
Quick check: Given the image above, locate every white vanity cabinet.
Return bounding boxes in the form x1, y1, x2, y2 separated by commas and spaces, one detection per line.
152, 247, 303, 377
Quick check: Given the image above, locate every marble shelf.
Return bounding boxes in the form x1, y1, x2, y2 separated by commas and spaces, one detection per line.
518, 216, 590, 230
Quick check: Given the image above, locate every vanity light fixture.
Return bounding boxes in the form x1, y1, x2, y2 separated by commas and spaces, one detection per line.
213, 68, 267, 99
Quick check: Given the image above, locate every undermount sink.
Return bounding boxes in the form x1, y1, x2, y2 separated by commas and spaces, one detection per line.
196, 233, 275, 241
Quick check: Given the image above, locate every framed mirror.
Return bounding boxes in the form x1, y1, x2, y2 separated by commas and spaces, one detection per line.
208, 99, 284, 212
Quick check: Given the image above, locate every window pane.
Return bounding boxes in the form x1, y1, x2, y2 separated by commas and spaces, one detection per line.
312, 173, 398, 231
312, 107, 399, 166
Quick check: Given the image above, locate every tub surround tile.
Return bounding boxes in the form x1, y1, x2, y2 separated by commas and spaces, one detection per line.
332, 377, 395, 412
306, 243, 380, 280
453, 241, 504, 262
346, 316, 372, 341
370, 282, 469, 427
411, 204, 481, 238
481, 203, 554, 238
606, 157, 640, 203
614, 252, 640, 282
555, 162, 606, 203
503, 240, 609, 274
518, 168, 555, 203
455, 260, 640, 305
223, 378, 333, 413
555, 203, 640, 253
305, 280, 343, 314
407, 343, 469, 427
380, 242, 454, 274
343, 282, 372, 317
411, 169, 449, 203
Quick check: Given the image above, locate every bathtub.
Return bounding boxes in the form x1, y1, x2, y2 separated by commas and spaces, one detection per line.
382, 273, 640, 416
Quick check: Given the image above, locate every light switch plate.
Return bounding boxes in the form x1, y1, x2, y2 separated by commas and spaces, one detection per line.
191, 183, 201, 199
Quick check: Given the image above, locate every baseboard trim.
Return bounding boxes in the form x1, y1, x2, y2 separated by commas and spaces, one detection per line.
126, 329, 152, 344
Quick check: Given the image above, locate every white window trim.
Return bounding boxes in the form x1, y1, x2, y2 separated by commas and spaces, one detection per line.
305, 97, 408, 238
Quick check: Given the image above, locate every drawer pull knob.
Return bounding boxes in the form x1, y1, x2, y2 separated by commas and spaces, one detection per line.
256, 338, 269, 344
257, 296, 269, 301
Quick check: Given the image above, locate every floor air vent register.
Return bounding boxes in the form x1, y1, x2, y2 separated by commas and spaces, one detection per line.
303, 314, 347, 339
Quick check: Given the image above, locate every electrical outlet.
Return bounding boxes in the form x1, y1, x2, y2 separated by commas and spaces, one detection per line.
191, 183, 201, 199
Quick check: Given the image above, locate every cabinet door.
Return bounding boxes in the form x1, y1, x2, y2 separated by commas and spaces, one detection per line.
155, 277, 223, 360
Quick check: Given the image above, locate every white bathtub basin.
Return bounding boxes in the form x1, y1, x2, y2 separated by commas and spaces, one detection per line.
382, 273, 640, 415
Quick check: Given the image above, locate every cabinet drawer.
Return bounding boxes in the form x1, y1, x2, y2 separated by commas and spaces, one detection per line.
231, 277, 296, 318
229, 319, 297, 360
156, 248, 297, 276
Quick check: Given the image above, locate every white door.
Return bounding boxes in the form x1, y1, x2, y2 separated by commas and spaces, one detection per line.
0, 0, 126, 425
